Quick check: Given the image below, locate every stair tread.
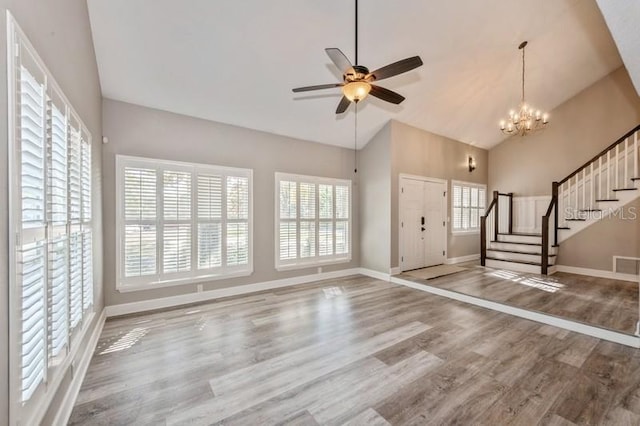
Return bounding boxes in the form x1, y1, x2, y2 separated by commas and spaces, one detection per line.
566, 218, 586, 221
490, 240, 542, 246
578, 209, 602, 212
486, 257, 542, 266
557, 226, 571, 230
487, 248, 556, 257
595, 199, 619, 202
497, 232, 542, 237
612, 188, 638, 192
631, 177, 640, 181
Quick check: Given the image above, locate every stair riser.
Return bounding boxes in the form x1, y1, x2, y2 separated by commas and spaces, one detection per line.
497, 234, 542, 244
487, 250, 556, 264
485, 259, 541, 274
489, 242, 557, 255
486, 259, 557, 275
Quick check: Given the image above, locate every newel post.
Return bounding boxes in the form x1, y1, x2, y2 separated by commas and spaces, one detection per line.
552, 181, 559, 247
493, 190, 499, 241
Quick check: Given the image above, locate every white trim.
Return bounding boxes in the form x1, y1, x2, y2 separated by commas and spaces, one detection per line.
116, 269, 253, 293
398, 174, 448, 272
555, 264, 639, 283
17, 310, 99, 426
613, 256, 640, 275
389, 266, 402, 276
445, 253, 480, 265
106, 268, 361, 317
358, 268, 391, 282
451, 179, 487, 235
390, 276, 640, 348
274, 172, 353, 271
115, 155, 254, 291
51, 309, 106, 426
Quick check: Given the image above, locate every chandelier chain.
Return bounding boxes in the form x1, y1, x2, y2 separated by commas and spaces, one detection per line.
521, 44, 525, 103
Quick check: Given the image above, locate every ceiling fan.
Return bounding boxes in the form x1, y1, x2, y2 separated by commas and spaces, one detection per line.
292, 0, 423, 114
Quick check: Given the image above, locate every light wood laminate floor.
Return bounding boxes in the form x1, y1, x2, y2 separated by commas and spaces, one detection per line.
70, 275, 640, 425
400, 264, 638, 334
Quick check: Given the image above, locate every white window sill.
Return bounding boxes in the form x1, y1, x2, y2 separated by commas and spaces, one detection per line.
276, 256, 352, 272
117, 269, 253, 293
451, 230, 481, 236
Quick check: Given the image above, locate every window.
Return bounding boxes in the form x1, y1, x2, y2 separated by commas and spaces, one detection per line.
8, 15, 94, 425
452, 181, 486, 233
116, 156, 252, 290
275, 173, 351, 270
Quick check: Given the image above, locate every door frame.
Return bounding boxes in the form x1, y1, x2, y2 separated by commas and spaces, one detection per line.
398, 174, 448, 271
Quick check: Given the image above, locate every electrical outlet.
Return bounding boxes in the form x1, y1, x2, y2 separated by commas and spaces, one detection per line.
197, 284, 204, 293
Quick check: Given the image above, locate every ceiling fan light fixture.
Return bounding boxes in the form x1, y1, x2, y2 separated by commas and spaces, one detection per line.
342, 81, 371, 102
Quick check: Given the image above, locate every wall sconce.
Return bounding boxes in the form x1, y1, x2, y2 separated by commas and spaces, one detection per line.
468, 156, 476, 172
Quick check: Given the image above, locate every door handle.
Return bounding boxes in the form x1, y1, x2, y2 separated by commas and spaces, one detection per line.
421, 216, 425, 225
421, 227, 426, 232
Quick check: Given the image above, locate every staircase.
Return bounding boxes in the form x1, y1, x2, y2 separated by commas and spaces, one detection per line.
481, 124, 640, 275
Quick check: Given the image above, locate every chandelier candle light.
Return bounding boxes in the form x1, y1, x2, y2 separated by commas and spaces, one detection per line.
499, 41, 549, 136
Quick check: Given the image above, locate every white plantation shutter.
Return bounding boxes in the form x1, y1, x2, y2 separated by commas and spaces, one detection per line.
163, 224, 191, 273
118, 157, 252, 287
81, 138, 91, 222
197, 174, 222, 270
68, 126, 82, 224
10, 17, 95, 422
20, 242, 46, 402
123, 167, 157, 278
48, 237, 68, 361
82, 231, 93, 310
279, 222, 297, 260
20, 66, 46, 228
452, 181, 486, 233
68, 232, 83, 330
276, 174, 351, 269
163, 171, 192, 274
17, 59, 48, 405
226, 177, 249, 266
48, 101, 67, 224
299, 183, 316, 259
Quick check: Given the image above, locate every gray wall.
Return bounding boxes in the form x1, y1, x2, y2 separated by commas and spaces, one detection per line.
102, 99, 359, 306
390, 120, 489, 269
358, 122, 392, 273
557, 198, 640, 272
489, 67, 640, 272
489, 67, 640, 195
0, 0, 103, 424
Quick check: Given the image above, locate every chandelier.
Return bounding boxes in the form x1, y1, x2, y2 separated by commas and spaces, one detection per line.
499, 41, 548, 136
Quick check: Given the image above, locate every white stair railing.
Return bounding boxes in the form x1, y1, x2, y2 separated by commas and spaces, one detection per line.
557, 127, 640, 228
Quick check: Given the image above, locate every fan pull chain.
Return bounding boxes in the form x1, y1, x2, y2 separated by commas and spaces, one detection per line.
354, 102, 358, 174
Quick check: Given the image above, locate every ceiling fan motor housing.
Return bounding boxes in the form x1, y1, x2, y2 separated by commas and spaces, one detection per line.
345, 65, 370, 82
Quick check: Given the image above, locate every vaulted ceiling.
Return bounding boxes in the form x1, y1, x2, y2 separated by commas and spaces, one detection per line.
87, 0, 622, 149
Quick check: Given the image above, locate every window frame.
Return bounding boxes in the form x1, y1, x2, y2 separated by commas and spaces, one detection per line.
451, 180, 487, 235
274, 172, 352, 271
115, 155, 254, 292
7, 13, 95, 426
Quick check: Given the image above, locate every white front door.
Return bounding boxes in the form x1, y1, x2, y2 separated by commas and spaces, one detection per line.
400, 177, 446, 271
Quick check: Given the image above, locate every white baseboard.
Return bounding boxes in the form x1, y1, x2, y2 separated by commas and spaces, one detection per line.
390, 276, 640, 348
105, 268, 362, 317
359, 268, 391, 282
555, 265, 639, 283
389, 267, 402, 276
52, 308, 106, 426
445, 254, 480, 265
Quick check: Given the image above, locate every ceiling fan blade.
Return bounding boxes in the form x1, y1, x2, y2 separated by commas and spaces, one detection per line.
325, 48, 353, 73
292, 83, 343, 93
336, 96, 351, 114
369, 85, 405, 104
367, 56, 423, 81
